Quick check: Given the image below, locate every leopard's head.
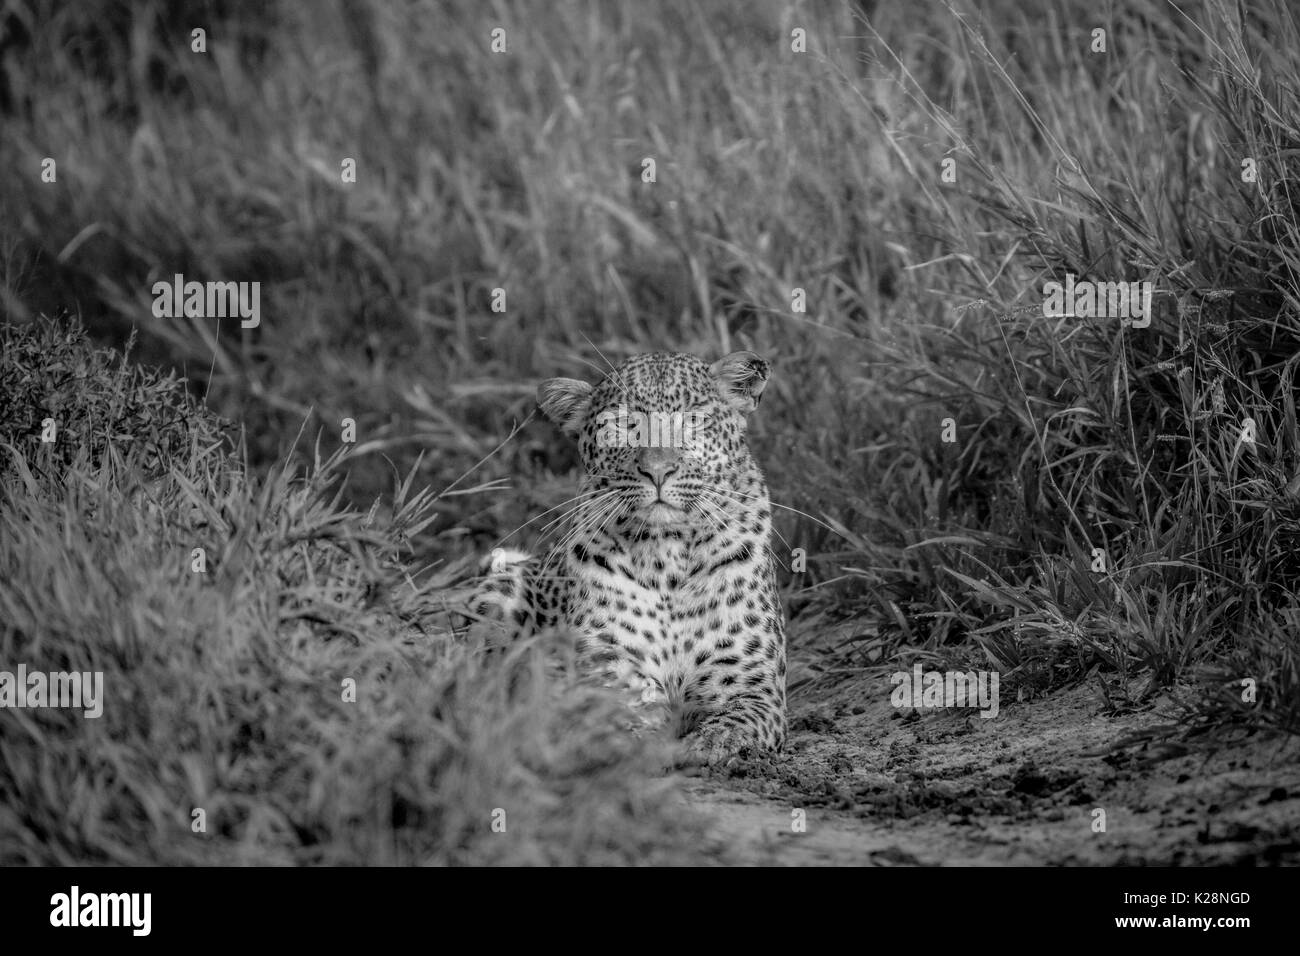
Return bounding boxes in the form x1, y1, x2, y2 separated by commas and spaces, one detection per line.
538, 351, 771, 527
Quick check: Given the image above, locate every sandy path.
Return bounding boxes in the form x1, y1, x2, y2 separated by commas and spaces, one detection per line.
683, 673, 1300, 865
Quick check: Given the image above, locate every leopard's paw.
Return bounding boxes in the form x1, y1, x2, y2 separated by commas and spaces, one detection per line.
677, 724, 754, 769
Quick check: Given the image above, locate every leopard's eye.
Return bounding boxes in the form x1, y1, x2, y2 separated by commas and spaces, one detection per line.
594, 405, 634, 448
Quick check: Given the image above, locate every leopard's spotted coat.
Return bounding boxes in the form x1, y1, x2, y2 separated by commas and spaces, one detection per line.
469, 351, 785, 763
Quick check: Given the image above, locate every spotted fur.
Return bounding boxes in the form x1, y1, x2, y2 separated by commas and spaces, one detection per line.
468, 351, 786, 763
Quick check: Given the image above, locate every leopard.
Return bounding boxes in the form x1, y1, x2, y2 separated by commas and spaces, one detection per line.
466, 350, 786, 764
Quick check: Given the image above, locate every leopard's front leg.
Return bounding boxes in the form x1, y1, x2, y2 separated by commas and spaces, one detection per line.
681, 683, 786, 766
569, 608, 672, 735
676, 562, 787, 765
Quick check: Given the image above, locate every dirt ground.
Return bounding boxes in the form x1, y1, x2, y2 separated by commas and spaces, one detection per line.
680, 640, 1300, 866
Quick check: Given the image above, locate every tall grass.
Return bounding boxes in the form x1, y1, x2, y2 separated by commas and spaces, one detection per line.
0, 0, 1297, 861
0, 321, 705, 864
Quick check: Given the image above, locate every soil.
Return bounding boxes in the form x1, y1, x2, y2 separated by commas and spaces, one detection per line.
680, 640, 1300, 866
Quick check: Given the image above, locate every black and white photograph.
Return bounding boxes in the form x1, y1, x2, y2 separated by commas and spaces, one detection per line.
0, 0, 1295, 926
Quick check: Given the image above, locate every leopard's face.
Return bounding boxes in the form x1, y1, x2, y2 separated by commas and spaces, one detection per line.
538, 351, 771, 527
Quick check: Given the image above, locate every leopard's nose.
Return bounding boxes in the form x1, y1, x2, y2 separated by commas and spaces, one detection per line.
636, 446, 680, 489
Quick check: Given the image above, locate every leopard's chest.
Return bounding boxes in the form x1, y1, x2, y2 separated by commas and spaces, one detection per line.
561, 530, 773, 648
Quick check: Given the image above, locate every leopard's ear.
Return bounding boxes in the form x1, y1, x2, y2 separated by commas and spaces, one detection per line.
537, 377, 594, 438
710, 350, 771, 413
